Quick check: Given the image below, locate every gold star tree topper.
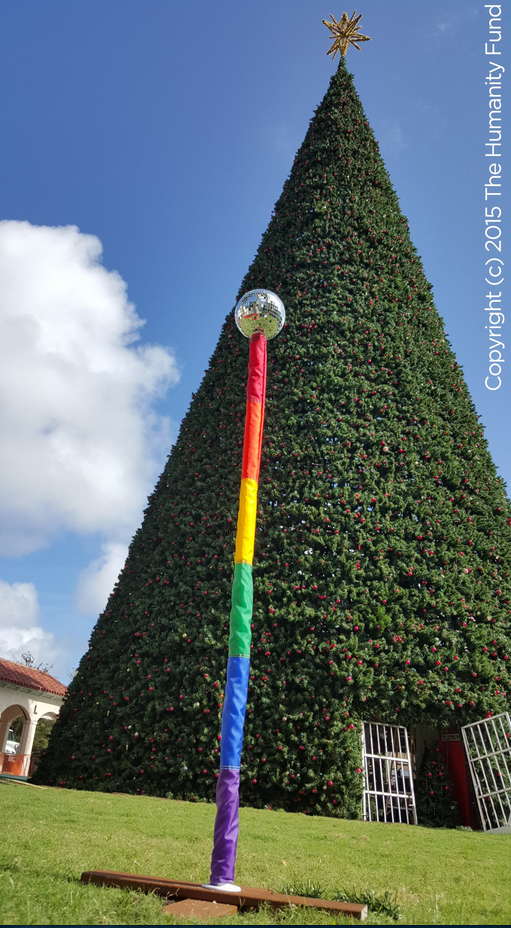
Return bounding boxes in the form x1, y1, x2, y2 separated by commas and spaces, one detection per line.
323, 10, 371, 58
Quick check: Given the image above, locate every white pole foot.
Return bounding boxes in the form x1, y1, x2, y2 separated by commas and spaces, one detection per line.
202, 882, 241, 893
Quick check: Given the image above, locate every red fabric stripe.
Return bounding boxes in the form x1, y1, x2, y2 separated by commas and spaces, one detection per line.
241, 332, 267, 482
247, 332, 267, 407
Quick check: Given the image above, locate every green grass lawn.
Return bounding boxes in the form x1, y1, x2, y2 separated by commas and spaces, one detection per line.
1, 779, 510, 926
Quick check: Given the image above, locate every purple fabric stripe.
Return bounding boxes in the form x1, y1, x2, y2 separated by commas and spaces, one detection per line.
209, 768, 240, 885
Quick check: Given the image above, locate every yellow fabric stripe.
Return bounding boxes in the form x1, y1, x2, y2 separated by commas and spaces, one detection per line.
235, 477, 258, 565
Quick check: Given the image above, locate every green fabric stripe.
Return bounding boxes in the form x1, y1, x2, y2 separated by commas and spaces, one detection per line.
228, 561, 253, 658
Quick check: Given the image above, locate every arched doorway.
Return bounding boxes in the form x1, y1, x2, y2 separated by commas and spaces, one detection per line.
0, 658, 66, 780
0, 704, 31, 777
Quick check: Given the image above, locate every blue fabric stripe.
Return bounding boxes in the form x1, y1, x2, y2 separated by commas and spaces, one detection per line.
220, 656, 250, 769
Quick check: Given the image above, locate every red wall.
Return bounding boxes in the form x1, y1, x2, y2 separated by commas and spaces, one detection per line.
437, 729, 479, 829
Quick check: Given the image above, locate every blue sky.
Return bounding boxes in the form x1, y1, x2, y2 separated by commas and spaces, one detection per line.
0, 0, 508, 682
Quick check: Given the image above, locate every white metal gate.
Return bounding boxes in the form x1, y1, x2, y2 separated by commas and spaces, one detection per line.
362, 722, 417, 824
461, 712, 511, 833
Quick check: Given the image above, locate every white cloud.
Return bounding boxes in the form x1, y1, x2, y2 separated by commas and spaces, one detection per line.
435, 19, 458, 36
379, 120, 407, 153
0, 578, 59, 669
76, 541, 129, 615
0, 221, 180, 556
0, 579, 38, 627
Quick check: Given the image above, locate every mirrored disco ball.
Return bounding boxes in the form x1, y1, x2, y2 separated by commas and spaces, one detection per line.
234, 289, 286, 340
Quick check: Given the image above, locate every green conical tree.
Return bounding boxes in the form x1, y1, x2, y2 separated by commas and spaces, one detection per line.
35, 58, 511, 817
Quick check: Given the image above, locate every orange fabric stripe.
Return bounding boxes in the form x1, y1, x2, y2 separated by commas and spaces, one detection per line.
241, 400, 264, 481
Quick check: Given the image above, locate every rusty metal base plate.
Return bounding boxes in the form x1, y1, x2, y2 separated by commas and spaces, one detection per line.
163, 898, 238, 919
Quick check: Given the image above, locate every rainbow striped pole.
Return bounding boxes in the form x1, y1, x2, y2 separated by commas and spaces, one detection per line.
207, 290, 285, 891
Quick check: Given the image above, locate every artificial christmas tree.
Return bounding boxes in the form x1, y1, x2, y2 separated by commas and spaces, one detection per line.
35, 19, 511, 819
